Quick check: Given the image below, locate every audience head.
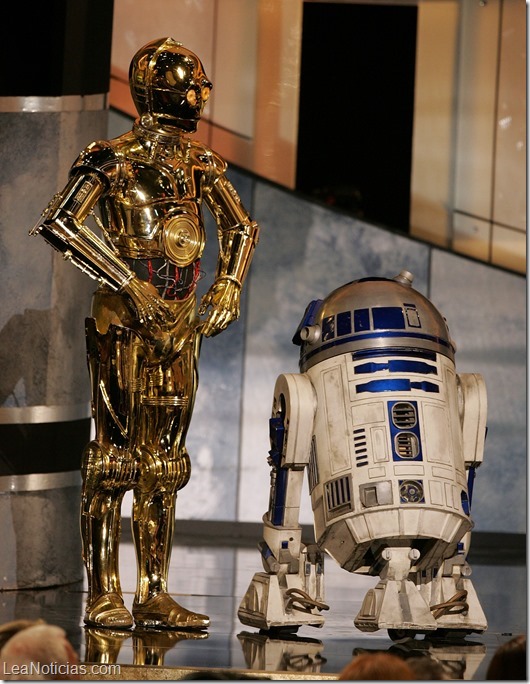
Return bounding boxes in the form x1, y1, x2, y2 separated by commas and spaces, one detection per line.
0, 622, 79, 681
0, 620, 45, 653
338, 652, 415, 680
486, 634, 526, 680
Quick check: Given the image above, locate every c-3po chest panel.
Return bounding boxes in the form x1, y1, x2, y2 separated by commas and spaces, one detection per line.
101, 154, 206, 266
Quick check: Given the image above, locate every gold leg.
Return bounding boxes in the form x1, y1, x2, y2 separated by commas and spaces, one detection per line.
131, 446, 210, 630
81, 441, 136, 629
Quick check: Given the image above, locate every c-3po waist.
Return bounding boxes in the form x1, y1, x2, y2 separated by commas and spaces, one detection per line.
122, 256, 201, 301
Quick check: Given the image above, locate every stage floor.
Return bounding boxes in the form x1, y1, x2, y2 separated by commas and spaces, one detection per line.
0, 535, 525, 680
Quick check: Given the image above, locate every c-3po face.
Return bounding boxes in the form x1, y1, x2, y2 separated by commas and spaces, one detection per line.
130, 37, 213, 133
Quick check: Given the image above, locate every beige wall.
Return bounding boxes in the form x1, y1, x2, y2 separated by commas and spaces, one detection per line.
110, 0, 526, 274
409, 1, 459, 249
449, 0, 526, 273
411, 0, 526, 274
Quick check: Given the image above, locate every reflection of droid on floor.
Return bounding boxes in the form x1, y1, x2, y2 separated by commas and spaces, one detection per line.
237, 630, 326, 674
84, 626, 207, 666
353, 635, 487, 681
238, 271, 488, 641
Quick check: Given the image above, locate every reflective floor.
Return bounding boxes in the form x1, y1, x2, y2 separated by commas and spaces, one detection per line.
0, 534, 526, 680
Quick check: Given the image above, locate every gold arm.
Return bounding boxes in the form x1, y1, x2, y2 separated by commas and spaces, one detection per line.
30, 173, 178, 334
198, 174, 260, 337
206, 175, 260, 285
30, 173, 134, 292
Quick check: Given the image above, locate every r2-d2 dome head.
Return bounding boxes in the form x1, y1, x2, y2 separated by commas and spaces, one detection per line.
129, 37, 212, 134
293, 270, 456, 372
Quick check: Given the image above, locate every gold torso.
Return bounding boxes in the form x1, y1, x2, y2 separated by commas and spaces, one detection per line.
99, 129, 208, 267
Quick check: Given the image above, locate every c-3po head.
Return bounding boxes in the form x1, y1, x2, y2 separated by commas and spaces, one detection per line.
129, 37, 212, 134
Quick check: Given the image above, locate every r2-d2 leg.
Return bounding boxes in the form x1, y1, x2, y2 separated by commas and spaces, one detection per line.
238, 374, 329, 631
417, 532, 488, 636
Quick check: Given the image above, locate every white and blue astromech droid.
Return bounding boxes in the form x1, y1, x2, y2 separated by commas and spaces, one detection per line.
238, 271, 488, 640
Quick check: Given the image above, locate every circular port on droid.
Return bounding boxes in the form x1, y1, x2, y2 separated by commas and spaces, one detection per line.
299, 325, 321, 343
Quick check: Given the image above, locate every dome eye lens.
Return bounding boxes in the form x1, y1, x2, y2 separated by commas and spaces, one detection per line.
165, 70, 177, 87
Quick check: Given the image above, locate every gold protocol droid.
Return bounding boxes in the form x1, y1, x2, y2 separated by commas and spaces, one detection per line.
31, 38, 259, 631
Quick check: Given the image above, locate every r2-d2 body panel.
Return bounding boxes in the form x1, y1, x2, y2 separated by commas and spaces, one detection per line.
298, 274, 471, 575
238, 271, 487, 637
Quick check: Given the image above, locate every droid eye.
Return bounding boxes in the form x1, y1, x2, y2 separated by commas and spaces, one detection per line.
201, 85, 210, 102
186, 89, 197, 106
165, 70, 177, 86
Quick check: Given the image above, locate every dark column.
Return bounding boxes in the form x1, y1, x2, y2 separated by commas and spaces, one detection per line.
0, 1, 114, 589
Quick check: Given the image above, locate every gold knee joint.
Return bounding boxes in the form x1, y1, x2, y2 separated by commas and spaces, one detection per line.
136, 447, 191, 493
82, 441, 139, 490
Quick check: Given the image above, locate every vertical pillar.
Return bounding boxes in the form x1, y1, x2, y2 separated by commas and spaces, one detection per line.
0, 1, 114, 588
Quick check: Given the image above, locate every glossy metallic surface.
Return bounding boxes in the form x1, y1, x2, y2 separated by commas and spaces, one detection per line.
0, 533, 524, 680
130, 38, 212, 134
0, 470, 81, 493
30, 39, 259, 631
0, 94, 107, 112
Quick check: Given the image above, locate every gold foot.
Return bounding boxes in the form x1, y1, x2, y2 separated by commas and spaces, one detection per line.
133, 592, 210, 630
84, 592, 134, 630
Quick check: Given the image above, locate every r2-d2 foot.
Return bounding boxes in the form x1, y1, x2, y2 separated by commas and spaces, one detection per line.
238, 535, 328, 631
239, 373, 329, 631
